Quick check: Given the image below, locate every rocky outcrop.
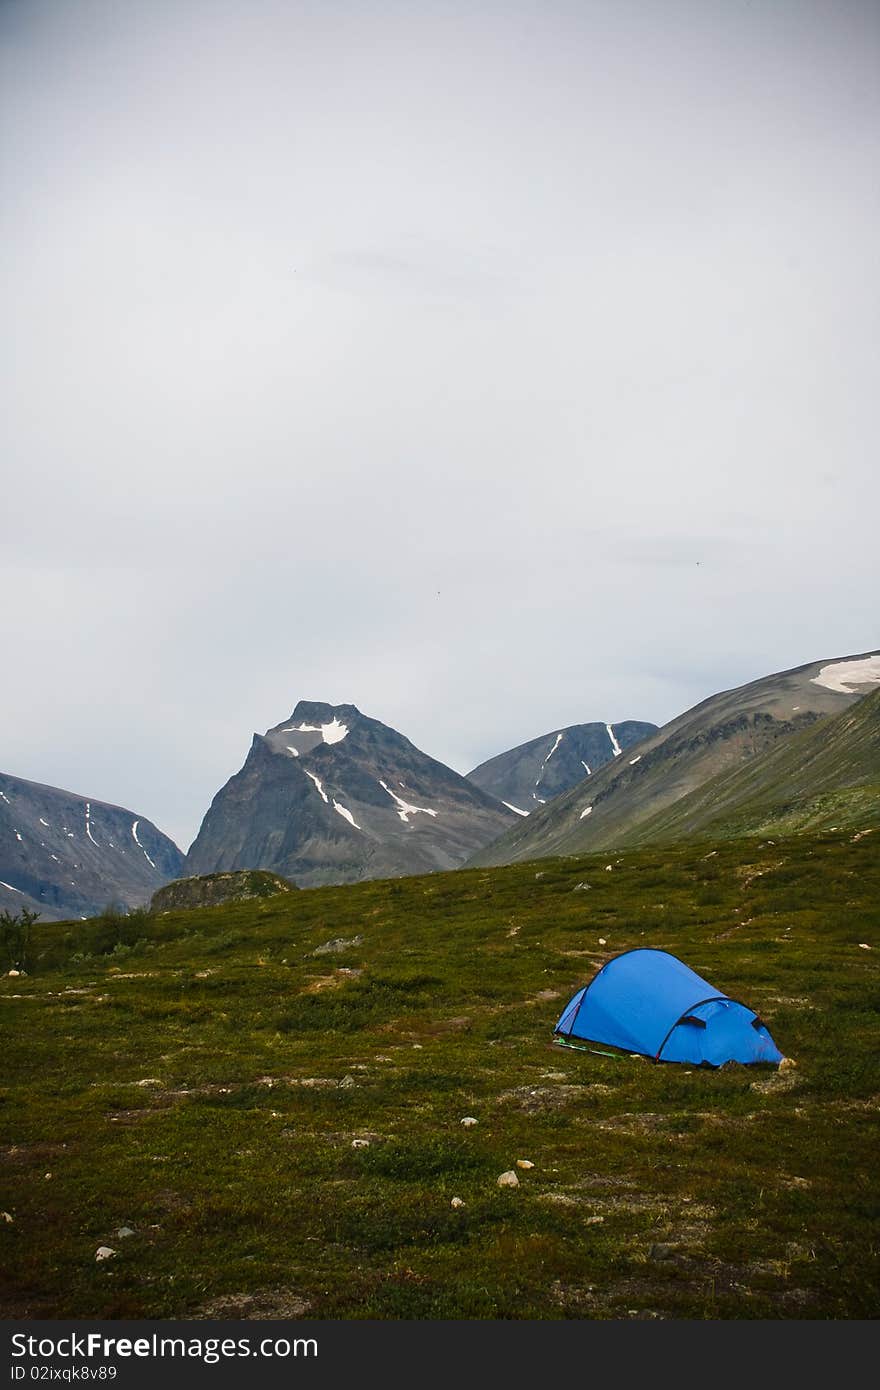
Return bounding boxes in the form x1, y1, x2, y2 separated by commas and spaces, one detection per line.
150, 870, 296, 913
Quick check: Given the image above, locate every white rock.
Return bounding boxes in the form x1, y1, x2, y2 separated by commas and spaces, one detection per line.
450, 1197, 465, 1209
95, 1246, 116, 1261
604, 865, 613, 872
1, 1211, 13, 1223
778, 1056, 797, 1072
858, 943, 872, 950
351, 1139, 370, 1149
497, 1170, 519, 1188
116, 1227, 135, 1238
585, 1215, 604, 1225
598, 937, 607, 945
516, 1159, 534, 1169
7, 970, 20, 978
460, 1116, 478, 1127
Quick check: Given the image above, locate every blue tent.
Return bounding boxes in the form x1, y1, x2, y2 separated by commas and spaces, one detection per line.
555, 948, 782, 1066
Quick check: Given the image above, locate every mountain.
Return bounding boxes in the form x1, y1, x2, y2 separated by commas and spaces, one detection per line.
186, 700, 517, 887
632, 683, 880, 843
467, 719, 658, 813
0, 773, 185, 921
467, 650, 880, 865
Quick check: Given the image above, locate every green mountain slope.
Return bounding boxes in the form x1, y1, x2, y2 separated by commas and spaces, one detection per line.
468, 650, 880, 866
633, 686, 880, 843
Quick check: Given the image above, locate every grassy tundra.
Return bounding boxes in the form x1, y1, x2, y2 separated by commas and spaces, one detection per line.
1, 831, 877, 1319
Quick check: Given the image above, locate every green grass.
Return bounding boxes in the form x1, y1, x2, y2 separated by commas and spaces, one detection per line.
1, 831, 878, 1320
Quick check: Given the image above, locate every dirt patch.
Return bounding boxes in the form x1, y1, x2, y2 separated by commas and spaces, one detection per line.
196, 1288, 311, 1319
421, 1016, 472, 1037
0, 1142, 67, 1166
303, 968, 363, 993
497, 1084, 586, 1112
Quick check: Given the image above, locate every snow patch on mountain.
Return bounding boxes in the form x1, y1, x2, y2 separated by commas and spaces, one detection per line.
580, 806, 593, 819
503, 802, 529, 817
811, 655, 880, 694
282, 717, 349, 745
303, 770, 329, 804
333, 800, 361, 830
606, 724, 622, 757
131, 820, 156, 869
379, 781, 437, 823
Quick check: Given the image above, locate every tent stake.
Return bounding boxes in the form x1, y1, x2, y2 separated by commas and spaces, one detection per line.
553, 1037, 621, 1059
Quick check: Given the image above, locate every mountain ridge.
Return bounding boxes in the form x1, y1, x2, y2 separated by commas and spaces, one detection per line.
467, 718, 658, 812
466, 649, 880, 866
0, 771, 184, 921
185, 699, 517, 887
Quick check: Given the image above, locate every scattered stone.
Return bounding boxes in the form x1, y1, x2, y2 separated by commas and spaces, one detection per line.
516, 1159, 534, 1169
604, 865, 613, 872
136, 1078, 162, 1087
95, 1247, 116, 1262
7, 970, 20, 978
778, 1057, 797, 1072
585, 1215, 604, 1225
44, 1173, 52, 1180
534, 872, 545, 880
497, 1170, 519, 1188
858, 943, 872, 950
1, 1211, 13, 1223
312, 935, 363, 957
598, 937, 607, 945
351, 1139, 370, 1149
116, 1226, 136, 1239
411, 1044, 423, 1050
649, 1243, 675, 1261
460, 1117, 478, 1127
339, 1075, 356, 1089
572, 883, 592, 892
450, 1197, 465, 1209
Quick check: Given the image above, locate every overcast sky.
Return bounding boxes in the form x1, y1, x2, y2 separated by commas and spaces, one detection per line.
2, 0, 878, 851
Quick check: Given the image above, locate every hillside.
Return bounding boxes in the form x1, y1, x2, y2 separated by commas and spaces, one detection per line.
187, 701, 516, 888
632, 686, 880, 844
1, 830, 877, 1319
467, 719, 657, 813
468, 651, 880, 866
0, 772, 184, 921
